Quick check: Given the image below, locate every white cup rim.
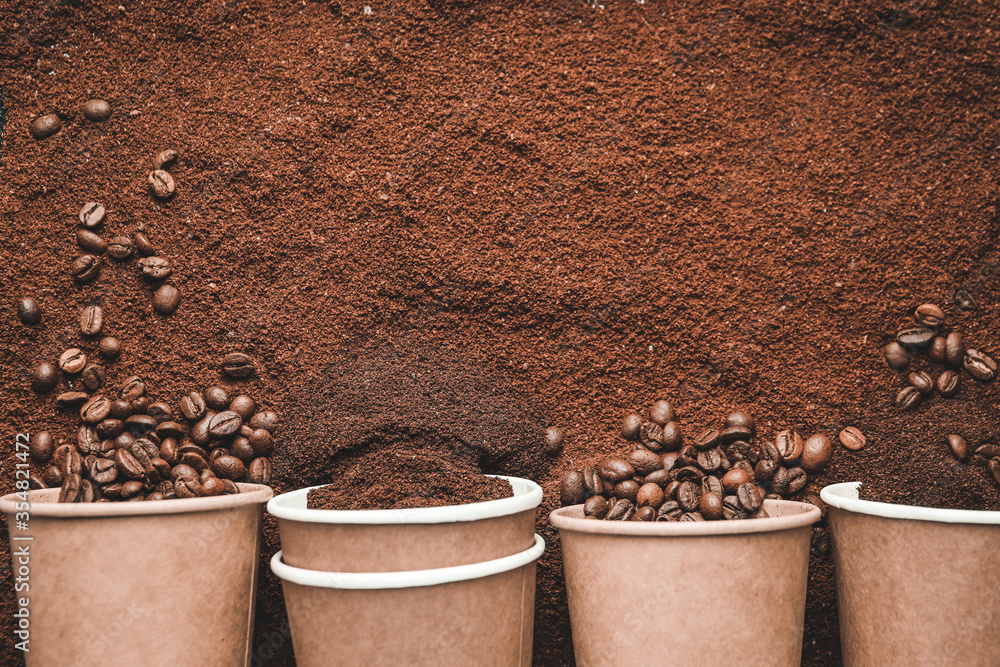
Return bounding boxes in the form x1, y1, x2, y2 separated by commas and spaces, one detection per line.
820, 481, 1000, 525
266, 474, 542, 525
271, 533, 545, 590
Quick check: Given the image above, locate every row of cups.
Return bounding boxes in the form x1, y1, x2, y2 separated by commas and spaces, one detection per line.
2, 477, 999, 666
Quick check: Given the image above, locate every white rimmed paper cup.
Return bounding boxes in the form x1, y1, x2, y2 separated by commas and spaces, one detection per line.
272, 534, 544, 667
821, 481, 1000, 667
267, 475, 543, 572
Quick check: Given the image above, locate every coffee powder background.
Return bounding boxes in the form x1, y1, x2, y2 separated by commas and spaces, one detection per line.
2, 0, 1000, 664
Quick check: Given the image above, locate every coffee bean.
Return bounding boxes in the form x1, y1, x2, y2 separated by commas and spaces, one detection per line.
42, 465, 63, 488
800, 434, 832, 473
725, 440, 759, 466
614, 479, 639, 503
737, 483, 763, 513
59, 348, 87, 374
561, 471, 586, 506
636, 482, 664, 509
139, 256, 172, 280
248, 429, 274, 457
632, 506, 656, 522
109, 399, 131, 420
131, 396, 151, 414
30, 113, 62, 140
680, 512, 705, 522
152, 285, 180, 315
895, 386, 922, 410
177, 392, 206, 421
156, 421, 186, 440
721, 468, 751, 494
989, 458, 1000, 487
143, 402, 172, 424
937, 370, 960, 397
90, 457, 119, 484
125, 414, 157, 433
943, 331, 964, 366
884, 342, 909, 371
674, 463, 703, 482
839, 427, 866, 451
677, 480, 702, 512
719, 426, 750, 445
249, 410, 279, 432
897, 327, 935, 347
699, 492, 724, 520
59, 474, 85, 503
96, 418, 124, 439
120, 376, 146, 401
31, 362, 59, 393
964, 349, 997, 382
16, 297, 42, 326
71, 255, 101, 282
628, 449, 664, 476
60, 448, 84, 478
211, 455, 247, 481
786, 467, 808, 494
154, 149, 179, 170
174, 476, 203, 498
579, 494, 609, 518
693, 429, 721, 451
928, 336, 947, 364
656, 500, 683, 521
28, 432, 54, 464
908, 371, 933, 395
113, 448, 144, 479
80, 395, 111, 424
181, 450, 210, 473
148, 170, 176, 199
80, 305, 103, 336
701, 475, 723, 498
129, 233, 155, 259
754, 457, 776, 484
74, 425, 98, 455
100, 235, 134, 261
75, 229, 107, 255
775, 430, 803, 464
724, 409, 755, 433
96, 336, 119, 359
974, 444, 1000, 460
191, 413, 214, 446
224, 395, 253, 421
606, 498, 635, 521
644, 470, 672, 490
639, 421, 664, 451
543, 426, 564, 455
954, 288, 977, 311
661, 421, 683, 451
248, 457, 272, 484
208, 411, 242, 438
649, 399, 675, 425
696, 448, 722, 473
221, 352, 255, 378
82, 99, 111, 121
914, 303, 945, 328
77, 364, 105, 392
199, 477, 225, 497
599, 458, 634, 483
79, 202, 106, 228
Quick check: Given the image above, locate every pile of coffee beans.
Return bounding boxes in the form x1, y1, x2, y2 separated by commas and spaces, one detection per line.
884, 303, 995, 411
27, 378, 277, 502
559, 399, 845, 526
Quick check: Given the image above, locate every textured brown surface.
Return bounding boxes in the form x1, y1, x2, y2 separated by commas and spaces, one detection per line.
4, 0, 1000, 665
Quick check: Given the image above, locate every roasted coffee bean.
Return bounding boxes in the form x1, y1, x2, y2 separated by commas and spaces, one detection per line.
584, 496, 608, 519
660, 421, 683, 451
724, 409, 756, 434
212, 455, 247, 481
222, 479, 240, 495
80, 363, 106, 392
673, 464, 703, 483
154, 149, 179, 170
693, 429, 721, 451
146, 402, 173, 424
696, 448, 722, 473
60, 348, 87, 374
31, 362, 59, 393
247, 429, 274, 457
60, 447, 84, 478
17, 297, 42, 326
208, 411, 242, 438
120, 376, 146, 401
606, 498, 635, 521
639, 421, 664, 451
914, 303, 945, 328
974, 444, 1000, 460
80, 395, 111, 424
771, 467, 793, 495
78, 201, 106, 228
676, 481, 702, 512
643, 469, 671, 490
786, 467, 808, 494
701, 475, 723, 498
945, 332, 964, 366
114, 431, 136, 450
964, 349, 997, 382
680, 512, 704, 522
636, 482, 664, 509
656, 500, 683, 521
200, 477, 225, 497
620, 413, 643, 440
156, 421, 186, 440
71, 255, 101, 282
42, 465, 63, 488
937, 370, 960, 398
989, 458, 1000, 487
131, 396, 151, 415
139, 256, 172, 280
734, 460, 755, 479
134, 231, 156, 256
895, 386, 922, 410
29, 432, 54, 464
248, 457, 272, 485
209, 447, 229, 464
108, 398, 131, 420
649, 399, 675, 425
114, 449, 144, 479
839, 427, 866, 451
80, 305, 104, 336
180, 392, 207, 421
661, 451, 681, 471
181, 451, 210, 473
144, 492, 165, 502
56, 391, 89, 408
737, 483, 763, 513
720, 425, 752, 445
897, 327, 935, 348
126, 414, 157, 433
82, 98, 111, 121
721, 468, 751, 495
227, 395, 255, 421
754, 458, 776, 484
613, 479, 640, 503
721, 495, 745, 520
775, 430, 803, 464
30, 113, 62, 140
628, 449, 664, 476
90, 458, 119, 484
221, 352, 255, 378
599, 458, 635, 483
204, 386, 230, 411
632, 506, 656, 522
158, 438, 178, 465
148, 170, 175, 198
28, 475, 46, 490
249, 410, 279, 432
191, 413, 214, 446
174, 476, 202, 498
96, 419, 124, 440
801, 434, 833, 473
170, 464, 199, 481
699, 492, 723, 520
811, 527, 831, 557
928, 336, 948, 364
76, 229, 107, 254
884, 342, 909, 371
540, 426, 564, 455
953, 288, 977, 311
152, 285, 180, 315
662, 480, 681, 500
106, 236, 134, 260
121, 480, 145, 499
726, 440, 759, 466
131, 438, 160, 465
908, 371, 933, 395
98, 336, 120, 360
178, 440, 210, 459
59, 474, 85, 503
578, 466, 600, 498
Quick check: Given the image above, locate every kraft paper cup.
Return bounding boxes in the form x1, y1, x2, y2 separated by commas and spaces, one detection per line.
0, 483, 272, 667
271, 533, 544, 667
821, 481, 1000, 667
549, 499, 820, 667
267, 474, 542, 572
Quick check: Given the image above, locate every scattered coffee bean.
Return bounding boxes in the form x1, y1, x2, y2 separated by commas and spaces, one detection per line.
120, 376, 146, 401
29, 432, 54, 464
78, 202, 106, 228
76, 229, 108, 254
599, 458, 634, 483
897, 327, 935, 348
801, 433, 833, 473
693, 429, 720, 451
620, 413, 643, 440
649, 399, 675, 425
914, 303, 945, 328
543, 426, 564, 455
907, 371, 933, 395
17, 297, 42, 326
884, 342, 909, 371
636, 483, 664, 509
71, 255, 101, 282
775, 430, 803, 464
937, 370, 960, 397
963, 349, 997, 382
953, 288, 977, 311
945, 332, 964, 367
249, 410, 279, 432
203, 386, 230, 411
248, 429, 274, 457
131, 396, 151, 414
80, 305, 104, 336
229, 395, 256, 420
152, 285, 180, 315
928, 336, 947, 364
59, 348, 87, 374
838, 427, 866, 451
174, 476, 202, 498
895, 386, 922, 410
30, 113, 62, 140
31, 362, 59, 393
221, 352, 255, 378
148, 170, 176, 199
56, 391, 89, 408
154, 149, 179, 170
139, 256, 172, 280
133, 231, 156, 256
989, 458, 1000, 487
179, 391, 207, 421
107, 236, 135, 260
248, 457, 272, 484
82, 99, 112, 121
99, 336, 120, 359
974, 444, 1000, 460
80, 364, 106, 391
561, 471, 585, 505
